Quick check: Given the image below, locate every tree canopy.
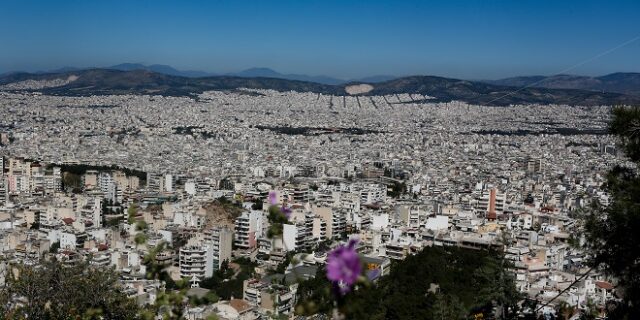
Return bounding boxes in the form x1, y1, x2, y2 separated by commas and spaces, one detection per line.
0, 259, 141, 319
584, 106, 640, 317
296, 246, 520, 319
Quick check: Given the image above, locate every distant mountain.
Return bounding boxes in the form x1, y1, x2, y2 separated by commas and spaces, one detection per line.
595, 73, 640, 96
484, 76, 547, 87
485, 73, 640, 96
0, 69, 344, 96
5, 64, 397, 85
229, 67, 396, 85
230, 67, 282, 78
367, 75, 639, 106
4, 63, 637, 95
229, 67, 345, 85
355, 75, 398, 83
1, 68, 639, 106
40, 66, 83, 74
108, 63, 215, 78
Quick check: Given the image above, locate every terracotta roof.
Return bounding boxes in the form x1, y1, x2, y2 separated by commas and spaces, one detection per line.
595, 281, 614, 290
62, 218, 75, 225
229, 299, 252, 313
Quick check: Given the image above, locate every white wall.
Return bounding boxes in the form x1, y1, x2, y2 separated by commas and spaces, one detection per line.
425, 215, 448, 231
283, 224, 298, 251
371, 213, 389, 231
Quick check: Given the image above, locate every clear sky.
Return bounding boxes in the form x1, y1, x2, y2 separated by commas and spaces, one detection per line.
1, 0, 639, 79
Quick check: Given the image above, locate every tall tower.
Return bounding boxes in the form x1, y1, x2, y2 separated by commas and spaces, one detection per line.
487, 188, 497, 221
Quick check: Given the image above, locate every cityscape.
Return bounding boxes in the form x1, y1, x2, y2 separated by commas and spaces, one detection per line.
1, 1, 639, 319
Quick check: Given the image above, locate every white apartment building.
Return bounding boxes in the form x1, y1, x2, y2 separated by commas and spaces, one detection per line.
179, 245, 214, 282
234, 210, 266, 250
282, 222, 311, 252
204, 226, 233, 270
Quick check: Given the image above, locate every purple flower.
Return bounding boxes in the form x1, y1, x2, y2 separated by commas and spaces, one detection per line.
326, 239, 362, 295
268, 191, 278, 205
281, 206, 292, 219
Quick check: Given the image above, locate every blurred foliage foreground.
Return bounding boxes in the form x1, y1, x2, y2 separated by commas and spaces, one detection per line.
0, 246, 518, 320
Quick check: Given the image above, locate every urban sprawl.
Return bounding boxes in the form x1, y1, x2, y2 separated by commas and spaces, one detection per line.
0, 88, 626, 318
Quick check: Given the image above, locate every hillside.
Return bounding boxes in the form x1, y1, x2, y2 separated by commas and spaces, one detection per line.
1, 68, 639, 106
367, 75, 639, 106
485, 72, 640, 96
0, 69, 345, 96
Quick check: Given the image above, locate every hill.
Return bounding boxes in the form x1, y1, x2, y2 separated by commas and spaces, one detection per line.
230, 67, 346, 85
0, 69, 344, 96
109, 63, 215, 78
1, 68, 639, 106
367, 75, 639, 106
485, 72, 640, 96
5, 64, 398, 85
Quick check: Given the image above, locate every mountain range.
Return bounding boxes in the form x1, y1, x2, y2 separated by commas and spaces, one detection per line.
484, 73, 640, 96
5, 63, 396, 85
2, 68, 639, 107
4, 63, 638, 96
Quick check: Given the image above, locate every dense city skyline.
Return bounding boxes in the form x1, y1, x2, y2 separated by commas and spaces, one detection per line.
1, 1, 640, 318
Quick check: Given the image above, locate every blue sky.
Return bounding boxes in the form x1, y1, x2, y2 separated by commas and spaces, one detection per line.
1, 0, 639, 79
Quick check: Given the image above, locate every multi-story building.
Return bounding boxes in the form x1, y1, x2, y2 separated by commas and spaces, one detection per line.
234, 211, 265, 250
242, 279, 297, 316
291, 185, 312, 204
179, 245, 213, 283
164, 174, 174, 192
0, 179, 7, 207
98, 172, 118, 203
44, 166, 62, 194
83, 170, 99, 190
475, 188, 506, 220
146, 173, 163, 192
282, 222, 310, 252
359, 184, 387, 204
311, 206, 345, 239
60, 229, 88, 249
204, 226, 233, 271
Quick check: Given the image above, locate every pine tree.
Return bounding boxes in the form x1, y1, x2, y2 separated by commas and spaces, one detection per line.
584, 106, 640, 317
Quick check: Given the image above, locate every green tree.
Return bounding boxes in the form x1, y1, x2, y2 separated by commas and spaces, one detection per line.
134, 233, 148, 245
556, 301, 576, 319
0, 259, 140, 319
199, 258, 256, 300
431, 293, 467, 320
387, 181, 407, 198
62, 172, 82, 190
49, 241, 60, 253
295, 246, 520, 319
584, 106, 640, 317
128, 241, 181, 317
127, 204, 138, 224
295, 267, 335, 316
